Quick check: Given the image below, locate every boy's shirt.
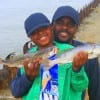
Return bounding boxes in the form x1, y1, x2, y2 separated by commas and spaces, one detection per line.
10, 41, 89, 100
40, 55, 59, 100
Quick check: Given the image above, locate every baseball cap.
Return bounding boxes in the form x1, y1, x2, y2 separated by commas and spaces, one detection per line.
52, 6, 79, 25
24, 13, 50, 37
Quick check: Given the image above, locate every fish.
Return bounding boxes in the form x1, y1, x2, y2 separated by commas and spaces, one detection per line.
0, 46, 56, 68
0, 43, 100, 68
49, 43, 100, 65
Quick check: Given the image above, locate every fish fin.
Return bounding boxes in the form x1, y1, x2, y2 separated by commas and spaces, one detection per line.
56, 48, 73, 57
35, 46, 56, 56
42, 59, 57, 70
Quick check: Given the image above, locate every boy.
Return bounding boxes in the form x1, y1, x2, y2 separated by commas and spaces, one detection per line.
10, 13, 88, 100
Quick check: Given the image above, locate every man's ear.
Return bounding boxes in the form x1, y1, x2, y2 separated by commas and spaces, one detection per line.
74, 25, 78, 33
73, 25, 78, 38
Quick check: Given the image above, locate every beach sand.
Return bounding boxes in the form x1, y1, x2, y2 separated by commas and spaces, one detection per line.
76, 5, 100, 43
0, 89, 20, 100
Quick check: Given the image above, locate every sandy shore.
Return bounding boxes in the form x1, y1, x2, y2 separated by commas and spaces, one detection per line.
0, 89, 20, 100
76, 4, 100, 43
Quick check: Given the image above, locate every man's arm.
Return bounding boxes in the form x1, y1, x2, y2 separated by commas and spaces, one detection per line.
71, 50, 89, 91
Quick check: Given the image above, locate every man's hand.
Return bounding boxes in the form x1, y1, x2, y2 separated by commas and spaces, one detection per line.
24, 58, 41, 81
73, 51, 88, 71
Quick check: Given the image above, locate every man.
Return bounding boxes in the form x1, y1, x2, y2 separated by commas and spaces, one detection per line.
52, 6, 100, 100
10, 12, 88, 100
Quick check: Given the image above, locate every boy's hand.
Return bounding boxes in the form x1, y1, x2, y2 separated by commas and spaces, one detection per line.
23, 58, 41, 81
72, 51, 88, 71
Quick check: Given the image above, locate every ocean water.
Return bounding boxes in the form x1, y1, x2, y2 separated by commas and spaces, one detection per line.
0, 0, 94, 58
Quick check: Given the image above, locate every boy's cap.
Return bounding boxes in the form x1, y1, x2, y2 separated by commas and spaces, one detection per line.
24, 13, 50, 37
52, 6, 79, 25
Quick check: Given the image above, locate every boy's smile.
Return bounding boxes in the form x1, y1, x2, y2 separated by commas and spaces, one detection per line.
30, 26, 53, 48
39, 34, 48, 41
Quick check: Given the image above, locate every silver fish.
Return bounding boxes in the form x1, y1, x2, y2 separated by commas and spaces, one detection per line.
0, 43, 100, 68
49, 43, 100, 65
0, 46, 55, 68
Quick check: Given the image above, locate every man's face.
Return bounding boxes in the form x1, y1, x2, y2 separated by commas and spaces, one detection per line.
53, 16, 78, 43
30, 26, 53, 47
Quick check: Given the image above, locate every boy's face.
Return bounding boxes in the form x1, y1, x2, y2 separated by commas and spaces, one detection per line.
53, 16, 78, 43
30, 26, 53, 47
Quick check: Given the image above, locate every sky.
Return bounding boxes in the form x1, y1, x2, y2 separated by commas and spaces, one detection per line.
0, 0, 94, 58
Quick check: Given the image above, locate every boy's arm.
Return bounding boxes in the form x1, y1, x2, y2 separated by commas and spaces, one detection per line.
10, 69, 33, 98
71, 67, 88, 92
10, 57, 41, 98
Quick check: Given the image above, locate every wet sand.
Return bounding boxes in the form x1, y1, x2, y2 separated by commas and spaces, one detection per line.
0, 4, 100, 100
0, 89, 20, 100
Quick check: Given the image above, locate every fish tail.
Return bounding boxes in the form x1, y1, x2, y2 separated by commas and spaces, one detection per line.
0, 58, 17, 68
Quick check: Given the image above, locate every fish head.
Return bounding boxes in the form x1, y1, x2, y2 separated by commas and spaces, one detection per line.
33, 46, 57, 60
